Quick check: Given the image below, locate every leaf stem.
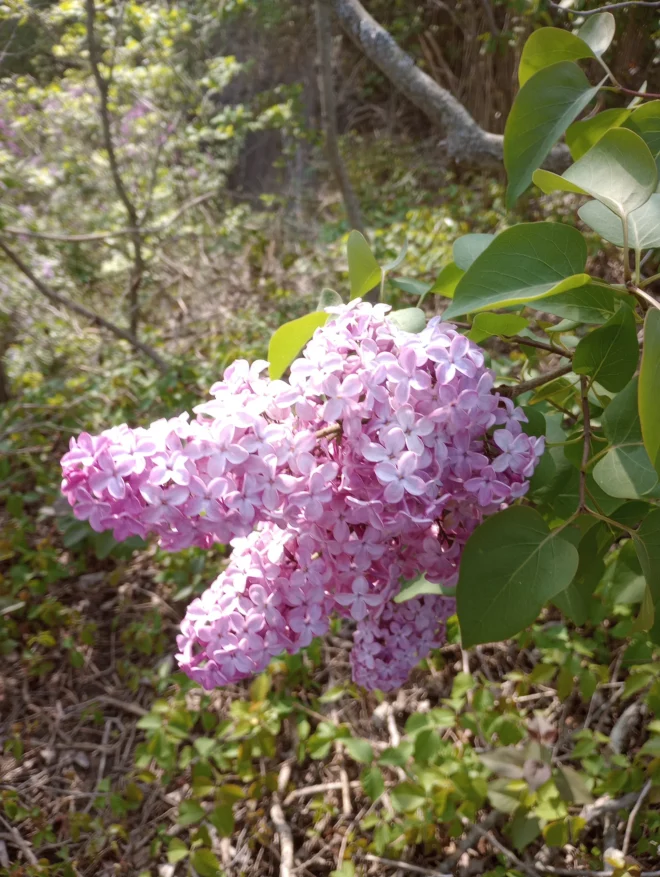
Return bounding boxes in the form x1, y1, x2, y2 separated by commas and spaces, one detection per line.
586, 509, 636, 538
630, 285, 660, 311
622, 216, 631, 284
579, 376, 591, 512
640, 272, 660, 289
635, 248, 642, 286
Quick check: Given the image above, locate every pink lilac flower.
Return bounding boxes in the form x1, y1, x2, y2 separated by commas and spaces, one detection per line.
62, 301, 544, 692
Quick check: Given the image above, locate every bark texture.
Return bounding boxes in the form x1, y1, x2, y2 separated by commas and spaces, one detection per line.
333, 0, 570, 170
315, 0, 365, 233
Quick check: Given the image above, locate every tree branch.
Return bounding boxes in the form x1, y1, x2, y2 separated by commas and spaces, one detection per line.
85, 0, 144, 335
579, 375, 591, 510
333, 0, 570, 169
498, 363, 574, 398
315, 0, 365, 234
0, 239, 168, 374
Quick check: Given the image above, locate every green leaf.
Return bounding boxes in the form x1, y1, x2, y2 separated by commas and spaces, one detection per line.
624, 100, 660, 173
167, 838, 189, 864
317, 288, 343, 310
177, 800, 205, 826
443, 222, 588, 319
383, 237, 409, 272
539, 284, 630, 324
190, 849, 222, 877
429, 261, 464, 299
390, 782, 427, 812
518, 28, 595, 87
394, 573, 451, 603
249, 673, 270, 702
556, 765, 594, 805
388, 307, 426, 333
453, 233, 495, 270
578, 195, 660, 250
633, 509, 660, 641
361, 765, 385, 801
268, 312, 328, 379
509, 813, 542, 851
576, 12, 615, 56
566, 108, 631, 161
347, 231, 381, 300
479, 747, 527, 779
533, 128, 657, 218
554, 523, 611, 625
457, 506, 579, 647
390, 278, 431, 297
640, 309, 660, 476
209, 803, 234, 837
505, 61, 600, 206
573, 306, 638, 392
592, 379, 659, 499
468, 312, 529, 343
193, 737, 216, 758
343, 737, 374, 763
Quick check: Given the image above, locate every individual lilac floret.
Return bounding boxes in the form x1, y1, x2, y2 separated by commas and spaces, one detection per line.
61, 300, 545, 691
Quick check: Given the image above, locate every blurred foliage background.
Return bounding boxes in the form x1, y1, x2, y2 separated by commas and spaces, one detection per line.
1, 1, 660, 876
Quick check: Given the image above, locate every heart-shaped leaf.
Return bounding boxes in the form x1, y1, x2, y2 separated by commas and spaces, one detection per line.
389, 307, 426, 333
576, 12, 615, 57
566, 108, 631, 160
573, 306, 639, 392
505, 61, 600, 206
347, 231, 381, 300
457, 506, 579, 647
453, 233, 495, 270
533, 128, 657, 218
578, 195, 660, 250
518, 27, 595, 86
443, 222, 588, 319
268, 311, 329, 379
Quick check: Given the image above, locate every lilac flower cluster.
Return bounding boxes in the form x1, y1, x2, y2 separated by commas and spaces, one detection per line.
61, 301, 544, 691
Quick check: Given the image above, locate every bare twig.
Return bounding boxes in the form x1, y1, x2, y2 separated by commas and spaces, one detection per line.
1, 191, 217, 243
283, 781, 361, 806
85, 0, 144, 334
363, 854, 451, 877
0, 240, 167, 373
537, 868, 660, 877
506, 334, 573, 358
549, 0, 660, 14
497, 363, 574, 399
631, 286, 660, 311
0, 814, 37, 865
580, 791, 640, 825
622, 779, 652, 857
271, 765, 294, 877
458, 816, 537, 877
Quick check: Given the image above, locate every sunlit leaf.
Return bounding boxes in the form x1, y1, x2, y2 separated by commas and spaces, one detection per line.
518, 28, 594, 86
430, 262, 464, 299
469, 312, 529, 343
533, 128, 657, 218
576, 12, 615, 57
347, 230, 381, 299
443, 222, 588, 319
268, 312, 328, 379
388, 307, 426, 333
453, 233, 495, 270
505, 61, 600, 206
566, 108, 631, 161
578, 196, 660, 250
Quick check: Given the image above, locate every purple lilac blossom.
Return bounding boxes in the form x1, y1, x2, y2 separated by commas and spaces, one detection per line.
61, 301, 544, 690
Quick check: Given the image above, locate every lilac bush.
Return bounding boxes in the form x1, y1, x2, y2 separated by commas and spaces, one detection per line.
61, 301, 543, 690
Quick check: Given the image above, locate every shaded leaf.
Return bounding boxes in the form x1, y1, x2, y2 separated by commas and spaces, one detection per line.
539, 284, 630, 324
390, 782, 427, 812
361, 766, 385, 801
430, 262, 464, 299
592, 379, 659, 499
453, 233, 495, 270
624, 100, 660, 173
343, 737, 374, 764
578, 196, 660, 250
576, 12, 615, 56
573, 306, 638, 391
190, 849, 222, 877
639, 309, 660, 475
457, 506, 579, 647
395, 573, 451, 603
317, 288, 343, 310
390, 277, 431, 297
469, 312, 529, 343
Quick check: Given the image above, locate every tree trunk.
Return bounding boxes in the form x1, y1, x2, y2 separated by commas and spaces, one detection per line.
315, 0, 366, 234
333, 0, 570, 170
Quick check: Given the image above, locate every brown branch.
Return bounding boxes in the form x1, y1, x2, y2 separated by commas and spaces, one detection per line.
506, 334, 573, 358
622, 779, 652, 857
85, 0, 144, 335
315, 0, 365, 234
0, 239, 168, 373
333, 0, 570, 170
498, 363, 573, 399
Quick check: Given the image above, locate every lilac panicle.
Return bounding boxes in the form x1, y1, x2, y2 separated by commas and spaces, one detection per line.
61, 301, 544, 690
